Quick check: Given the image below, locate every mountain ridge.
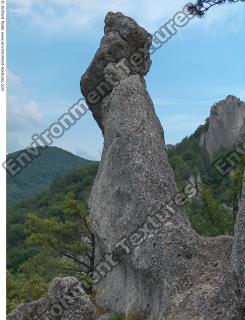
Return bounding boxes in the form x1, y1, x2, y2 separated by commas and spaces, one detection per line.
7, 146, 95, 207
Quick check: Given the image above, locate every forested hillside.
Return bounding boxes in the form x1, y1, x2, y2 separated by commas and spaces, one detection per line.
167, 121, 233, 203
7, 113, 245, 313
7, 146, 94, 207
7, 164, 98, 312
7, 138, 244, 312
167, 122, 239, 236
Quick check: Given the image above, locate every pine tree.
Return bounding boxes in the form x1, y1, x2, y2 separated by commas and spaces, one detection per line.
24, 191, 94, 290
187, 0, 245, 17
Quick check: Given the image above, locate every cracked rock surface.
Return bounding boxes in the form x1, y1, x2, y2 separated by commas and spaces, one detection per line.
81, 12, 245, 320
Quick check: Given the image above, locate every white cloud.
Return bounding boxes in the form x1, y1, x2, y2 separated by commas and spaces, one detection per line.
7, 95, 43, 132
6, 70, 44, 152
7, 70, 43, 133
8, 0, 34, 15
8, 0, 245, 35
239, 90, 245, 101
7, 86, 44, 153
7, 70, 23, 93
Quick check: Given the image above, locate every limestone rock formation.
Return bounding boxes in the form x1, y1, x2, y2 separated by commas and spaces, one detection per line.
232, 172, 245, 307
8, 277, 97, 320
200, 95, 245, 156
80, 11, 152, 131
81, 12, 245, 319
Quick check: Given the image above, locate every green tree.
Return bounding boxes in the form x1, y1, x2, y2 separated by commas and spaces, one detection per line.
7, 271, 47, 314
187, 186, 233, 236
7, 165, 98, 313
25, 191, 94, 290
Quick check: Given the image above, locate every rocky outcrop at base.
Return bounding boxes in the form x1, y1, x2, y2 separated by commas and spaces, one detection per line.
81, 12, 245, 320
8, 277, 97, 320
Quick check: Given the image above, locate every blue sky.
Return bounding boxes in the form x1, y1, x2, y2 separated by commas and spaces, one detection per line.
7, 0, 245, 160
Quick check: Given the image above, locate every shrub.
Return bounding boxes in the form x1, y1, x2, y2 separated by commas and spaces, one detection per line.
126, 311, 143, 320
109, 313, 125, 320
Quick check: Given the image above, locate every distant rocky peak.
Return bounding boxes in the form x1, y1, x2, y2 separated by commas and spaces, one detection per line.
225, 95, 242, 104
200, 95, 245, 156
211, 95, 244, 116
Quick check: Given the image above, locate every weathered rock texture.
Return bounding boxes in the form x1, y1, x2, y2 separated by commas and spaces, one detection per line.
81, 12, 245, 320
232, 172, 245, 308
8, 277, 97, 320
200, 95, 245, 156
80, 12, 152, 131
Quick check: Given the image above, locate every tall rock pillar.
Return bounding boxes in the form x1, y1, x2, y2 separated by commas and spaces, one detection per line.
81, 12, 244, 320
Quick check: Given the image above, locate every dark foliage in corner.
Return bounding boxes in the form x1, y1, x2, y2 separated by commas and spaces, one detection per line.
186, 0, 245, 18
